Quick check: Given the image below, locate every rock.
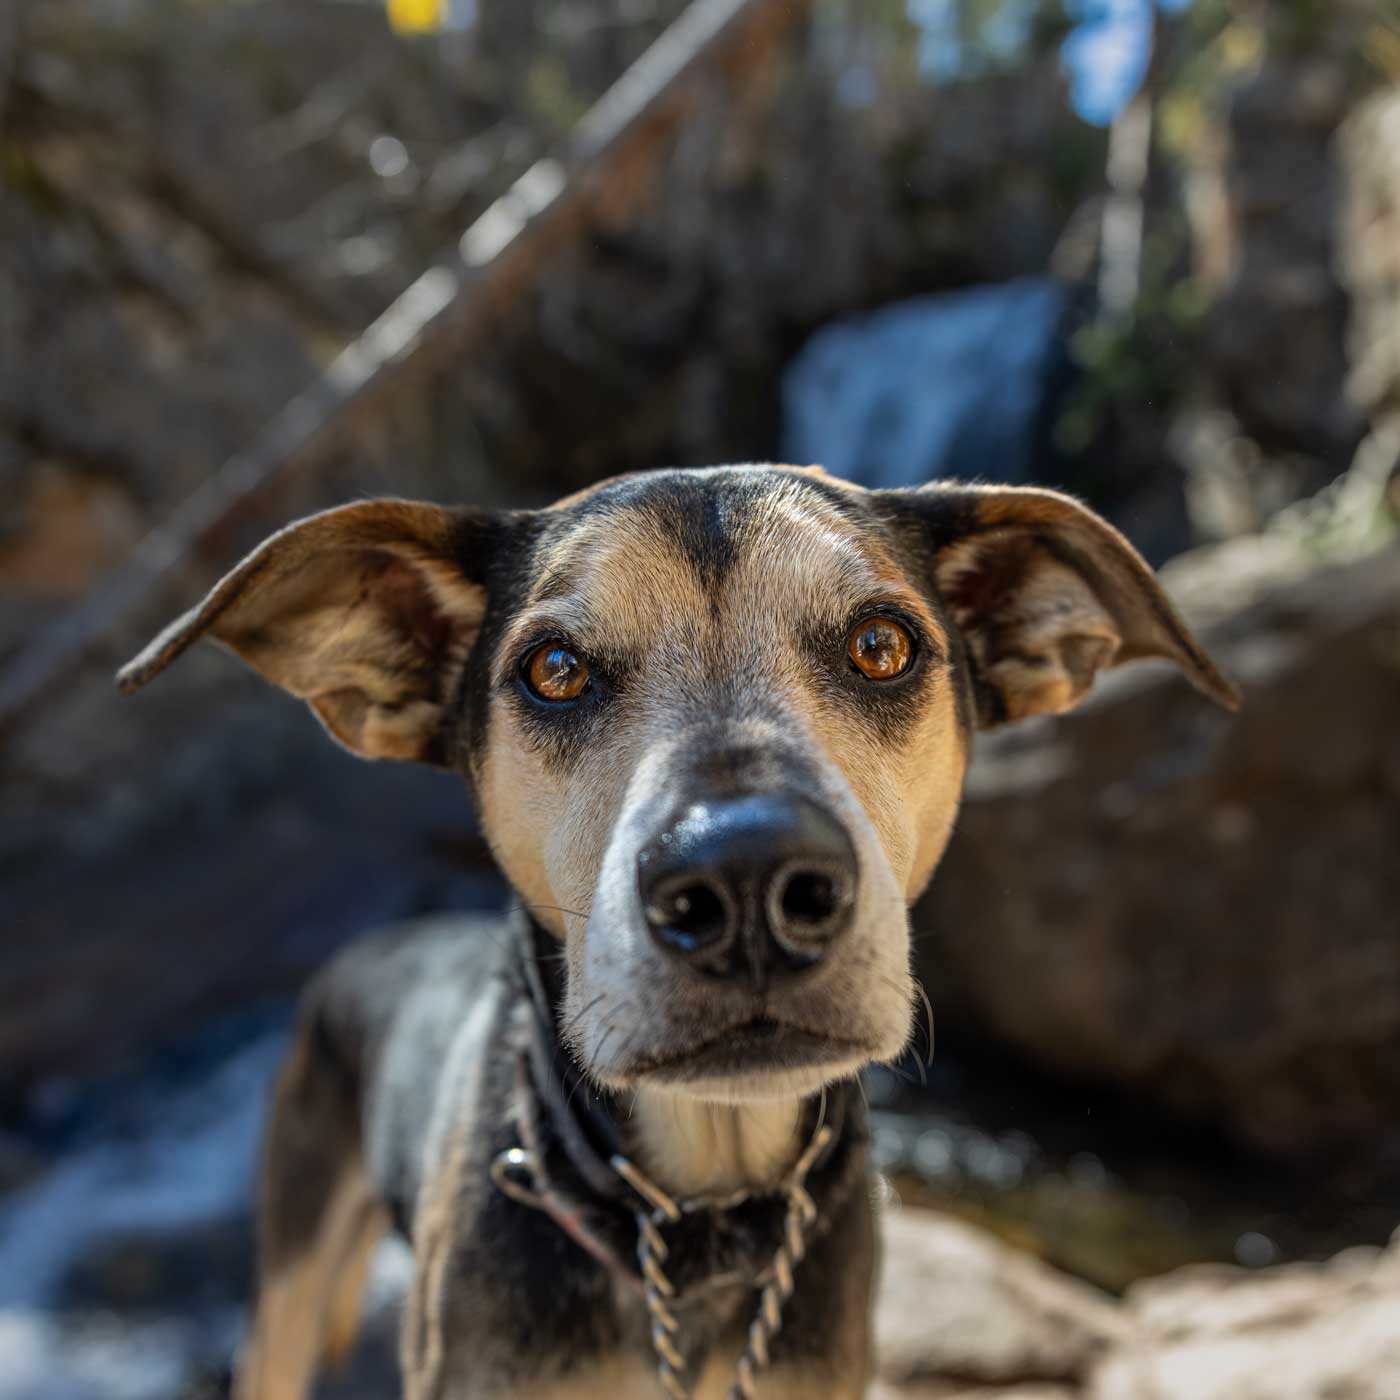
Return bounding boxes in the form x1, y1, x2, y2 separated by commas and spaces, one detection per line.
872, 1386, 1077, 1400
914, 538, 1400, 1172
1341, 90, 1400, 420
0, 735, 503, 1090
1189, 30, 1371, 474
874, 1207, 1124, 1393
1092, 1230, 1400, 1400
874, 1210, 1400, 1400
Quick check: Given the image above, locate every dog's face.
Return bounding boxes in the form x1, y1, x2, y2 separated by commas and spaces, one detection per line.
119, 467, 1236, 1101
477, 468, 970, 1099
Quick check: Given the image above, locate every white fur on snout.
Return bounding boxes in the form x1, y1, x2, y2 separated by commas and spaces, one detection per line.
564, 729, 916, 1101
562, 740, 674, 1074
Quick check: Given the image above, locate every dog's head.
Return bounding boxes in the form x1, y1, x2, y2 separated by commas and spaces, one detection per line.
120, 467, 1237, 1101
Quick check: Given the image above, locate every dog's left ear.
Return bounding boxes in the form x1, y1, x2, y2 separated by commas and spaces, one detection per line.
879, 484, 1240, 727
117, 499, 505, 764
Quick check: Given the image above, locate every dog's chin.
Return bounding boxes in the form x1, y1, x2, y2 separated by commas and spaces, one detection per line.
590, 1018, 880, 1103
649, 1061, 867, 1105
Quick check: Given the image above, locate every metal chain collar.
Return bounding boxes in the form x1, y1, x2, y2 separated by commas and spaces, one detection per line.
492, 1116, 836, 1400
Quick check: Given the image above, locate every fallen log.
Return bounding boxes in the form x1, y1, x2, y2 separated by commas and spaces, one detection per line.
0, 0, 812, 731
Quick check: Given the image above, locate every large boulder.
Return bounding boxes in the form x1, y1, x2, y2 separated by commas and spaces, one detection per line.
1094, 1230, 1400, 1400
874, 1208, 1123, 1396
914, 537, 1400, 1172
876, 1209, 1400, 1400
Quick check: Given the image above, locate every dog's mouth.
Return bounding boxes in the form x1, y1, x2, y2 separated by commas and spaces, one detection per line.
623, 1016, 872, 1084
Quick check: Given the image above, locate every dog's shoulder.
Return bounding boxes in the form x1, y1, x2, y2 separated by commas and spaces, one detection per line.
313, 912, 516, 1031
302, 912, 514, 1076
306, 912, 521, 1220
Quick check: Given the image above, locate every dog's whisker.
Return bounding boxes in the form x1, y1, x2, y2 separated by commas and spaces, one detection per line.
521, 902, 592, 923
883, 1061, 923, 1090
565, 1062, 591, 1115
911, 976, 936, 1069
591, 1025, 618, 1072
558, 992, 607, 1039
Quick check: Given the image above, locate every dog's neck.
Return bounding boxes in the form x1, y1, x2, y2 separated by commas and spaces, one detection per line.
627, 1089, 804, 1198
519, 911, 808, 1198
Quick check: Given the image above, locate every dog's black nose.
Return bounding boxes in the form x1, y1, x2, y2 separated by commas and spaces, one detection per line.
637, 795, 857, 989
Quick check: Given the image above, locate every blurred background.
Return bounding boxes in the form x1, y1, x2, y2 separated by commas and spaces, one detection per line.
1, 0, 1399, 1396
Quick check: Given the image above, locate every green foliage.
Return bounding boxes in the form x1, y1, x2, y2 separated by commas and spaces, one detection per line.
1270, 0, 1331, 56
0, 139, 67, 218
1056, 276, 1210, 455
1362, 3, 1400, 81
522, 54, 588, 136
1156, 1, 1251, 162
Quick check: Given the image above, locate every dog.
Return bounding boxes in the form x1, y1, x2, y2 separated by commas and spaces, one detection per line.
118, 465, 1237, 1400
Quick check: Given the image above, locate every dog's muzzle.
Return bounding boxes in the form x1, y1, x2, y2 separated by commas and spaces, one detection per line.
636, 794, 858, 994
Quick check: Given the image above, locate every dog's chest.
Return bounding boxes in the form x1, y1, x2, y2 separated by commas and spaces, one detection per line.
437, 1342, 803, 1400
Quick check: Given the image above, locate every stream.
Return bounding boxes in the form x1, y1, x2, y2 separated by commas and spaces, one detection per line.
1, 978, 1391, 1400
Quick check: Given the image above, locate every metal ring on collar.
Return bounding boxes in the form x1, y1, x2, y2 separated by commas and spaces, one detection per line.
490, 1146, 548, 1211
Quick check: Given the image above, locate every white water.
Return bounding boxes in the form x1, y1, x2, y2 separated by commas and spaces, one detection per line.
0, 1029, 288, 1400
782, 279, 1066, 490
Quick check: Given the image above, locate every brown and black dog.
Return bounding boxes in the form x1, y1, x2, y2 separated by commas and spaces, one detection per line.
119, 465, 1237, 1400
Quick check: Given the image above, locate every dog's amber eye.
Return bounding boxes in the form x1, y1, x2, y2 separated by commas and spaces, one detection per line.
848, 617, 913, 681
525, 644, 590, 702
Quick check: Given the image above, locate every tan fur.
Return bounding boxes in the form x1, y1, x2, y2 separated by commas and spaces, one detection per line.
477, 516, 705, 939
321, 1196, 392, 1367
401, 991, 504, 1399
116, 501, 487, 761
235, 1161, 385, 1400
479, 1352, 859, 1399
499, 1355, 846, 1400
937, 533, 1122, 723
481, 472, 967, 1123
942, 487, 1241, 714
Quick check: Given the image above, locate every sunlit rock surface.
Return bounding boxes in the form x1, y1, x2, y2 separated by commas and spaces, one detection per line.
875, 1210, 1400, 1400
874, 1208, 1124, 1392
1095, 1232, 1400, 1400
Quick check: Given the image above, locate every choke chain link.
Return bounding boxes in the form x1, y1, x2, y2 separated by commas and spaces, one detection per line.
613, 1122, 835, 1400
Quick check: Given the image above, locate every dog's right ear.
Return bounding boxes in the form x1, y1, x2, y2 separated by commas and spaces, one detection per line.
117, 500, 505, 765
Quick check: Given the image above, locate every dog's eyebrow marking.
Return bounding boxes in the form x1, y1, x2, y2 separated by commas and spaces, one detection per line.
690, 474, 887, 597
500, 470, 953, 694
749, 484, 889, 596
565, 468, 873, 600
645, 483, 742, 593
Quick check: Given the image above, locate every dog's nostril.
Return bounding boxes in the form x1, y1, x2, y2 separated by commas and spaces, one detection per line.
639, 796, 857, 982
647, 879, 731, 954
767, 862, 851, 952
779, 870, 840, 927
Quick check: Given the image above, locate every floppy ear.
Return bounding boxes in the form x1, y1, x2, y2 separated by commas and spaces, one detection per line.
117, 499, 501, 764
879, 484, 1240, 727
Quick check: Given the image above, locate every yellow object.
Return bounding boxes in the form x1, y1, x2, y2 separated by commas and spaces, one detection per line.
387, 0, 444, 35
